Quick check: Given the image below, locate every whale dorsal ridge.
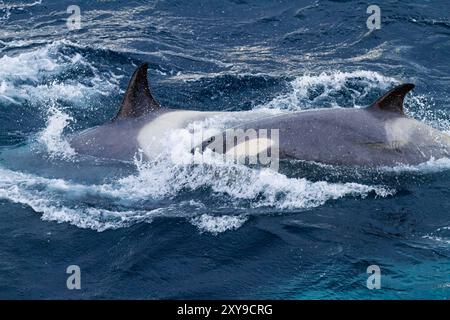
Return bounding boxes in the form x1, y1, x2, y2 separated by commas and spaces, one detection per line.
113, 63, 160, 121
369, 83, 414, 115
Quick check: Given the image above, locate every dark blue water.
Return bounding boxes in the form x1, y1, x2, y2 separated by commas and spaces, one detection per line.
0, 0, 449, 299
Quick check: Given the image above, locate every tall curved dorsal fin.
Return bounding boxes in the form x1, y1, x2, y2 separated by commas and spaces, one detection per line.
112, 63, 160, 121
369, 83, 414, 115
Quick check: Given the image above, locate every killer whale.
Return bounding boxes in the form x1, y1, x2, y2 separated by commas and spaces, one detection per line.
70, 63, 450, 166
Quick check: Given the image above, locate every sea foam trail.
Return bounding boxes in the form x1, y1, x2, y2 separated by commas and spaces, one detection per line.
0, 160, 394, 233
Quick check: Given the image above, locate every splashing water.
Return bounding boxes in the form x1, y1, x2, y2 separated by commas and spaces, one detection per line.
37, 105, 76, 159
261, 70, 397, 110
0, 41, 120, 106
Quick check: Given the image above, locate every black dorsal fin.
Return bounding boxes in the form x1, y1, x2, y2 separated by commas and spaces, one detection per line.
369, 83, 414, 115
112, 63, 160, 121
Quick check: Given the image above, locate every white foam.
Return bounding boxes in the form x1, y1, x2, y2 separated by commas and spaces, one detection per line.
191, 214, 248, 235
260, 70, 396, 110
37, 105, 76, 159
0, 40, 122, 158
422, 235, 450, 245
0, 167, 163, 231
0, 145, 394, 233
101, 126, 396, 210
382, 157, 450, 173
0, 41, 120, 105
422, 225, 450, 246
405, 94, 450, 133
137, 111, 224, 159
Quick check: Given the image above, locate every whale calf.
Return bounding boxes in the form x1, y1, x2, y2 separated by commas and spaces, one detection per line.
70, 63, 450, 167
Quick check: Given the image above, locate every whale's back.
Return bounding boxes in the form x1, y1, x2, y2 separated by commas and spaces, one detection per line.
251, 108, 450, 166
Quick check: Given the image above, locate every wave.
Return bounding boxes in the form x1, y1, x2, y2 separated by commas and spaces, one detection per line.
0, 0, 42, 23
423, 226, 450, 246
259, 70, 397, 110
382, 157, 450, 173
0, 40, 121, 106
0, 40, 122, 155
191, 214, 248, 235
0, 153, 394, 233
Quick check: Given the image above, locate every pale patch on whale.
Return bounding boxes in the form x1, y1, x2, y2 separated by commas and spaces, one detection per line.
137, 110, 223, 158
226, 137, 275, 158
385, 117, 416, 147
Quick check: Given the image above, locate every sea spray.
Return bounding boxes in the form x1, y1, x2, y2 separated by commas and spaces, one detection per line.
37, 104, 76, 159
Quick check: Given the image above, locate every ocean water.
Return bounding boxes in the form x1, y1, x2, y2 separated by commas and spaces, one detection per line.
0, 0, 449, 299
